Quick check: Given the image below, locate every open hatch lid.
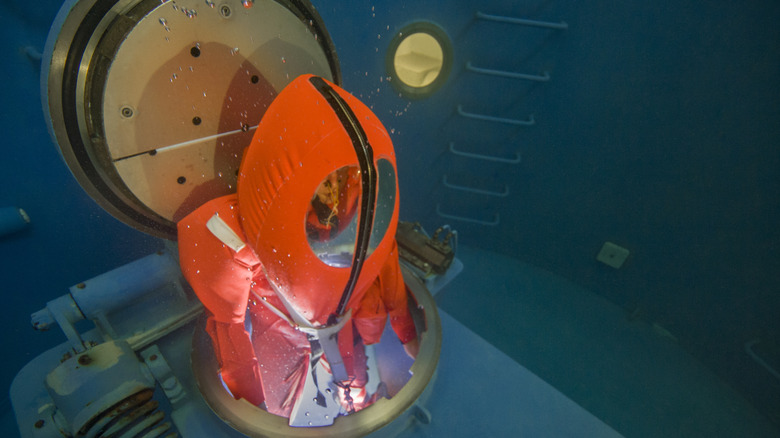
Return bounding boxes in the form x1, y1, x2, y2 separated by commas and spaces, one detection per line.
42, 0, 341, 239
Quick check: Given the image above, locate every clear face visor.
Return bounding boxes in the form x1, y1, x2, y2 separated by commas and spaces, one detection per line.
306, 159, 396, 268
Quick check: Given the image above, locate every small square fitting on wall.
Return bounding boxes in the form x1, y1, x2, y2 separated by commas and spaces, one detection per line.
597, 241, 630, 269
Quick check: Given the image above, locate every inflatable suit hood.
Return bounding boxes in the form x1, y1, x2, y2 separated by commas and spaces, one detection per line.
237, 74, 399, 325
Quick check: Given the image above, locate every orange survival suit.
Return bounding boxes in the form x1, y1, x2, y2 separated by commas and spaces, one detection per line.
177, 75, 417, 425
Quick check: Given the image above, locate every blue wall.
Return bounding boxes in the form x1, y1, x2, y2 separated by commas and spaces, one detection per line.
2, 0, 778, 429
318, 0, 780, 424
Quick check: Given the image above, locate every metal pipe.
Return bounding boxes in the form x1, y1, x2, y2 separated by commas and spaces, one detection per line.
0, 207, 30, 238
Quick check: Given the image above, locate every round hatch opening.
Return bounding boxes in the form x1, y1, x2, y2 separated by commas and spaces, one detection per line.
386, 22, 452, 99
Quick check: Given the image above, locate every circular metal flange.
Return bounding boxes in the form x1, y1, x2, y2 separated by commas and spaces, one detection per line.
191, 265, 442, 437
42, 0, 340, 239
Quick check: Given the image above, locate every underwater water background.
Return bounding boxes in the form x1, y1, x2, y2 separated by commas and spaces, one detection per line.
1, 0, 779, 437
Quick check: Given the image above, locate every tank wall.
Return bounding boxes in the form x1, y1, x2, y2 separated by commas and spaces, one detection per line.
316, 0, 780, 424
1, 0, 778, 429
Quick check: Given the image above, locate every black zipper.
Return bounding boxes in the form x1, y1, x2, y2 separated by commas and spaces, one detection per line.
309, 76, 377, 318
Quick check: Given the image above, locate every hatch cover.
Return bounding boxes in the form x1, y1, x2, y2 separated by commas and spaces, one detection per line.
42, 0, 340, 239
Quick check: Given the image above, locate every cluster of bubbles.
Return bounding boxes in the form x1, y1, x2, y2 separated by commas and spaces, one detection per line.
166, 1, 198, 18
182, 7, 197, 18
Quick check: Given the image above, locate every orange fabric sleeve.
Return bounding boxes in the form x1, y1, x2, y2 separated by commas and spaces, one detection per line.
353, 285, 387, 345
379, 241, 417, 344
353, 240, 417, 345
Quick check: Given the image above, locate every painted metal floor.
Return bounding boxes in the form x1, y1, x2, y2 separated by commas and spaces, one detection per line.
4, 245, 777, 437
435, 245, 779, 438
397, 310, 622, 437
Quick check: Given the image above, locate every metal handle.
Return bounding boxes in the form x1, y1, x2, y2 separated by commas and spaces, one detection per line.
443, 175, 510, 198
436, 204, 500, 226
449, 142, 522, 164
466, 62, 550, 82
457, 105, 535, 126
476, 11, 568, 30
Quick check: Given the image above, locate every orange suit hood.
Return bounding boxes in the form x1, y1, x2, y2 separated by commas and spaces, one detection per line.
237, 74, 399, 325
